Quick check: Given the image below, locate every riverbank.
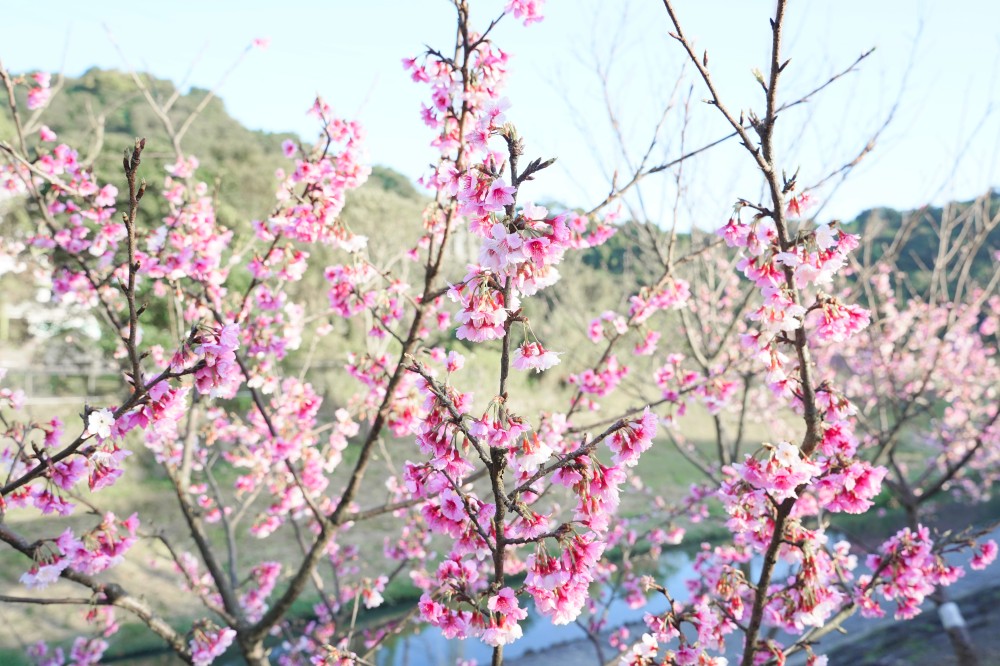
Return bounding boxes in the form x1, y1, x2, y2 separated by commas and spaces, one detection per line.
512, 522, 1000, 666
511, 580, 1000, 666
823, 582, 1000, 665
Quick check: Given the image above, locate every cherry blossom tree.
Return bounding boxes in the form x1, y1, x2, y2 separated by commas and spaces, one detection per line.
0, 1, 996, 666
542, 2, 998, 664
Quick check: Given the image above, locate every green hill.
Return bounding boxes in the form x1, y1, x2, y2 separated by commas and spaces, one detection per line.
1, 68, 996, 376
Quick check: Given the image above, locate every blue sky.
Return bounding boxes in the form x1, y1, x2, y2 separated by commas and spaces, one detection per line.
2, 1, 1000, 228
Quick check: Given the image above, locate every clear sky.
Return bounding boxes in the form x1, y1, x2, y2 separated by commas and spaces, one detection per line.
2, 1, 1000, 229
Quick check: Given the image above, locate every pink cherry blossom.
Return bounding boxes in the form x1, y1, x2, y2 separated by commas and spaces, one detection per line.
512, 341, 560, 372
970, 540, 998, 570
505, 0, 545, 25
189, 623, 236, 666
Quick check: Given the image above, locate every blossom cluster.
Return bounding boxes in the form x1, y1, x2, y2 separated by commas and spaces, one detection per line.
405, 367, 656, 646
19, 513, 139, 589
857, 526, 962, 620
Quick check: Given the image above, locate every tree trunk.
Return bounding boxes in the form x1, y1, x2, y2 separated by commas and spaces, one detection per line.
934, 590, 979, 666
240, 637, 270, 666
